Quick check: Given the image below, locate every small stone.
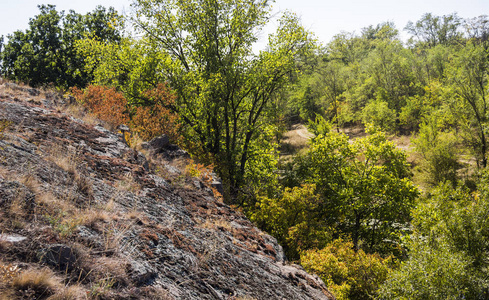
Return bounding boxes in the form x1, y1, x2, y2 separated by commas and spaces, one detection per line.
0, 234, 27, 243
148, 135, 170, 150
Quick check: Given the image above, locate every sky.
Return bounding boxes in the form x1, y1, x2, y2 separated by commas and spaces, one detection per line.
1, 0, 488, 46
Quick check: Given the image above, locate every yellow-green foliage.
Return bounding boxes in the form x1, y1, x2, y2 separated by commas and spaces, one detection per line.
250, 184, 331, 259
301, 239, 395, 300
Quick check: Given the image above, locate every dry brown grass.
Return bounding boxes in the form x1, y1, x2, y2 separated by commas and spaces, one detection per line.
48, 284, 86, 300
42, 143, 95, 205
63, 104, 100, 127
127, 132, 144, 151
0, 265, 87, 300
44, 144, 78, 175
198, 218, 233, 232
115, 172, 141, 193
230, 296, 257, 300
9, 268, 61, 299
90, 256, 129, 287
0, 175, 40, 230
35, 188, 112, 238
101, 218, 137, 254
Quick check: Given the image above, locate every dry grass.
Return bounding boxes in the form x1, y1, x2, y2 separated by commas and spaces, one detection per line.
115, 172, 141, 193
8, 268, 60, 299
63, 104, 101, 127
279, 124, 314, 162
127, 132, 145, 150
101, 218, 137, 254
36, 189, 111, 238
198, 218, 233, 232
0, 266, 87, 300
44, 144, 78, 175
90, 256, 129, 287
42, 143, 95, 204
230, 296, 258, 300
0, 174, 40, 230
48, 284, 86, 300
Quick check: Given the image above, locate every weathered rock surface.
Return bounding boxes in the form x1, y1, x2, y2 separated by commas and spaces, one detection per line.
0, 84, 334, 299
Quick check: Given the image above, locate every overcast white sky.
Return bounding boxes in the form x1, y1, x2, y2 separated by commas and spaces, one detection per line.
1, 0, 488, 46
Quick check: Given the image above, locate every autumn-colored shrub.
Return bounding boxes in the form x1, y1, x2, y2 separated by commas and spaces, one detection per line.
301, 239, 395, 300
71, 85, 129, 129
71, 83, 181, 143
131, 83, 181, 142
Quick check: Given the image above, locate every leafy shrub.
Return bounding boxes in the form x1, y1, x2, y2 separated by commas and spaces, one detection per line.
131, 83, 181, 142
290, 126, 418, 254
379, 237, 474, 300
413, 114, 461, 187
399, 81, 447, 131
380, 181, 489, 299
72, 83, 182, 143
361, 100, 396, 132
301, 239, 394, 300
71, 85, 129, 129
250, 184, 331, 260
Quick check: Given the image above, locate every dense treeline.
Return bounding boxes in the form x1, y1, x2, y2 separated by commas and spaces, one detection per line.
0, 4, 123, 89
1, 2, 489, 299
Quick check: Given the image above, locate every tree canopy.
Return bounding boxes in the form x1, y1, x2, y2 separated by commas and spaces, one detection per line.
0, 4, 122, 88
112, 0, 315, 200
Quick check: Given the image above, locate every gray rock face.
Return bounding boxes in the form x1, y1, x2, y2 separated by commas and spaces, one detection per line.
0, 92, 335, 299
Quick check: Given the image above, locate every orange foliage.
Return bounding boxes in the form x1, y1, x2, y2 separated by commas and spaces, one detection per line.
71, 84, 181, 143
131, 83, 181, 142
71, 85, 129, 129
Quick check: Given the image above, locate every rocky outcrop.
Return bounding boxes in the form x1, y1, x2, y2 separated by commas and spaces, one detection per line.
0, 83, 334, 299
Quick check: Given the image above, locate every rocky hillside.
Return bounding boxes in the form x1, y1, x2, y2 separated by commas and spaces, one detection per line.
0, 82, 334, 300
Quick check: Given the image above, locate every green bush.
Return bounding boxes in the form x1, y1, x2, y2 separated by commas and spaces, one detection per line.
250, 184, 331, 260
361, 100, 396, 132
413, 114, 461, 187
380, 181, 489, 299
379, 237, 473, 300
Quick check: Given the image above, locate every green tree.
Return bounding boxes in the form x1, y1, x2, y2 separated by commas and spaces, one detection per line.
0, 5, 122, 88
379, 236, 474, 300
319, 59, 346, 130
130, 0, 315, 201
405, 13, 462, 47
380, 180, 489, 299
413, 113, 461, 187
448, 42, 489, 168
361, 100, 396, 132
291, 125, 418, 252
464, 15, 489, 44
76, 37, 169, 104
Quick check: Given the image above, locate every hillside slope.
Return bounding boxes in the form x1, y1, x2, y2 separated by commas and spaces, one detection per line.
0, 82, 334, 299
